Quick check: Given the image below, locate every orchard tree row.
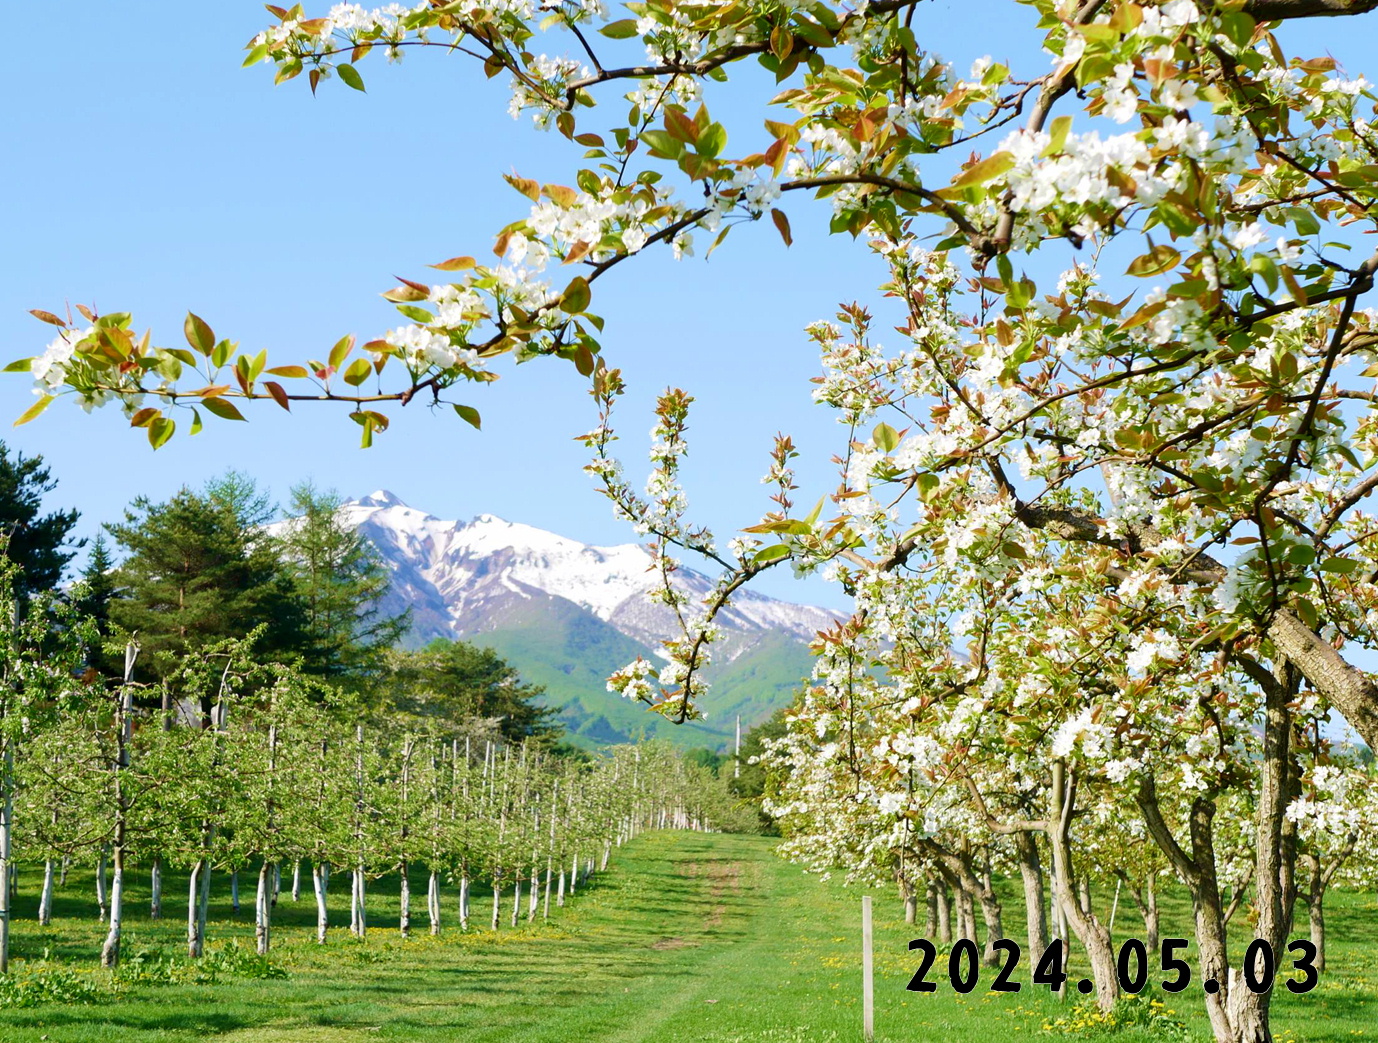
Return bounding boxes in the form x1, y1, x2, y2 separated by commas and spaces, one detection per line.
0, 564, 745, 975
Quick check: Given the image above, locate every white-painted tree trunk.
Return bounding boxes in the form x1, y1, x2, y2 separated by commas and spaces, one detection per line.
151, 856, 163, 919
312, 862, 329, 944
528, 863, 539, 921
400, 860, 411, 938
427, 870, 440, 935
255, 860, 273, 955
491, 880, 501, 931
96, 848, 108, 924
350, 866, 367, 937
100, 848, 125, 967
557, 869, 566, 907
459, 874, 470, 930
38, 859, 54, 926
291, 861, 301, 902
510, 878, 520, 928
543, 865, 552, 920
100, 649, 137, 968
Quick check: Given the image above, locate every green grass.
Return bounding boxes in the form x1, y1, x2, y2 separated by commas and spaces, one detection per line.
0, 833, 1375, 1041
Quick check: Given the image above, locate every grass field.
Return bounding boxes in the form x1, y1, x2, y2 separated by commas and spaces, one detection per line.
0, 832, 1375, 1042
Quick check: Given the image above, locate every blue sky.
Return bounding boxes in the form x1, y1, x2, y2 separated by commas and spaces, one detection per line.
1, 3, 1364, 610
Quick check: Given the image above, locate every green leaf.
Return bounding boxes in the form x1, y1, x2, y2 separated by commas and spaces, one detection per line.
638, 130, 681, 158
190, 408, 204, 436
3, 358, 32, 373
343, 358, 373, 386
599, 18, 639, 37
148, 417, 175, 449
243, 42, 270, 67
13, 395, 53, 427
202, 397, 246, 422
184, 313, 215, 355
697, 122, 728, 159
873, 422, 899, 452
950, 151, 1014, 190
329, 334, 355, 371
1320, 557, 1361, 574
337, 63, 366, 92
561, 276, 592, 314
1041, 115, 1072, 157
752, 544, 792, 565
1126, 244, 1181, 278
453, 404, 482, 429
1287, 544, 1316, 566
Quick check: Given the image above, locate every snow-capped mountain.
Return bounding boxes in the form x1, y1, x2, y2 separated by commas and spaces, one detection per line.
274, 491, 839, 747
334, 490, 839, 650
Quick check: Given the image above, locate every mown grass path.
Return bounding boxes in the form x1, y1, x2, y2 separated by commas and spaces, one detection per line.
1, 832, 1377, 1041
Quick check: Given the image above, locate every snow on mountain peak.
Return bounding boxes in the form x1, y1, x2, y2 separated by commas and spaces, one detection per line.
357, 489, 407, 508
327, 493, 839, 644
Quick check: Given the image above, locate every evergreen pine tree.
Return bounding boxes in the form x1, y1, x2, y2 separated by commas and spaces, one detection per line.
278, 481, 409, 691
105, 480, 305, 721
0, 441, 80, 601
388, 640, 558, 743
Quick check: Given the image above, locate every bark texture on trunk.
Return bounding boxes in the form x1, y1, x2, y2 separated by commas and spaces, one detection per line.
1050, 762, 1118, 1013
1014, 830, 1049, 958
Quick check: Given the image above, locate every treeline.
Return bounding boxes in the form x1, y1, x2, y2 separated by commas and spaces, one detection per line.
0, 443, 759, 976
0, 444, 556, 742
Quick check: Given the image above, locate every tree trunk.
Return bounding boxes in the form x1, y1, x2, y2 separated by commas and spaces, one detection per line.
935, 878, 952, 943
197, 854, 211, 955
99, 856, 123, 967
96, 848, 108, 924
1050, 761, 1118, 1013
460, 873, 470, 930
1014, 830, 1049, 957
954, 884, 976, 943
1310, 887, 1325, 973
291, 861, 301, 902
312, 862, 329, 944
557, 868, 566, 908
400, 860, 411, 938
510, 878, 521, 928
351, 866, 367, 938
38, 859, 54, 926
544, 865, 553, 920
151, 856, 163, 920
100, 846, 125, 967
428, 869, 441, 935
924, 877, 938, 937
491, 879, 501, 931
230, 870, 240, 914
255, 860, 273, 955
187, 859, 207, 958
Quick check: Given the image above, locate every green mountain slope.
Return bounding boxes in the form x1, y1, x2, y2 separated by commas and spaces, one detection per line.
470, 599, 814, 750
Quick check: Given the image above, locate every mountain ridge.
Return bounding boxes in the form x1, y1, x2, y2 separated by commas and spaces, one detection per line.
284, 491, 836, 747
